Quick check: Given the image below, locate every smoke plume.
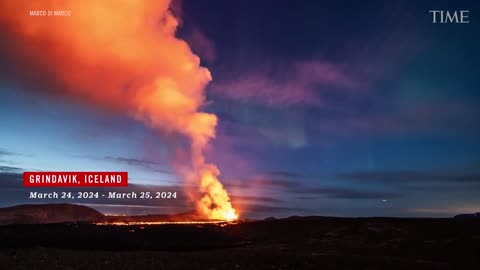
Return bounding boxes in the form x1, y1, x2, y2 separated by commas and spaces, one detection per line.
0, 0, 237, 220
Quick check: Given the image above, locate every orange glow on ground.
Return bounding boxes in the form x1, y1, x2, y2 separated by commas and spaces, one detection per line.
95, 220, 240, 226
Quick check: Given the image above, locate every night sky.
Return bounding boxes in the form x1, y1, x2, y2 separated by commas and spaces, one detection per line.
1, 0, 479, 218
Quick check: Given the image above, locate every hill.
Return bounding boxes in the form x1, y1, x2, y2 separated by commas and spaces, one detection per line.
0, 203, 104, 225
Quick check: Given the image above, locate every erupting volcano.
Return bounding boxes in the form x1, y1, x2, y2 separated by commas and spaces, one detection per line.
197, 165, 238, 221
0, 0, 237, 220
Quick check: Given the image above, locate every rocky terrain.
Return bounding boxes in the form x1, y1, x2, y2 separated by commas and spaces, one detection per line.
454, 212, 480, 219
0, 210, 479, 269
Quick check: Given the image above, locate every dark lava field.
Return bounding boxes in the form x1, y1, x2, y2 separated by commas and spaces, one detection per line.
0, 216, 479, 269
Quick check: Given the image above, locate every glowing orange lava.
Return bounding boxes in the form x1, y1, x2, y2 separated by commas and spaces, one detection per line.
95, 220, 237, 226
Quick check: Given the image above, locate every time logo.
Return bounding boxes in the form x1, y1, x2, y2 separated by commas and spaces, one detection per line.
429, 10, 469, 24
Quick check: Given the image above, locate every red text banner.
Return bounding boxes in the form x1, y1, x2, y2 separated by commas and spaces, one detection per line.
23, 172, 128, 187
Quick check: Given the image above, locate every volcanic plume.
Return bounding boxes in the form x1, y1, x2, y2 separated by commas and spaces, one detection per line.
0, 0, 237, 220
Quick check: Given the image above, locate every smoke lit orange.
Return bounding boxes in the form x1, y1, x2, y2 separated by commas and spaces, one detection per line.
0, 0, 237, 220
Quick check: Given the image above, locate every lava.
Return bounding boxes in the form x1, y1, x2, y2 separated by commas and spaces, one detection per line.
197, 165, 238, 221
95, 220, 239, 226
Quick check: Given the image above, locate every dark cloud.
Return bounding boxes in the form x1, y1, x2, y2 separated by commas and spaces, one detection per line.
0, 148, 31, 158
0, 148, 33, 165
266, 171, 306, 179
338, 170, 480, 184
240, 205, 304, 214
0, 165, 23, 174
250, 171, 314, 188
230, 172, 401, 200
100, 156, 172, 174
255, 178, 299, 189
297, 196, 317, 201
402, 184, 480, 193
230, 195, 282, 203
224, 176, 298, 189
336, 170, 480, 198
293, 187, 401, 199
0, 148, 14, 157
